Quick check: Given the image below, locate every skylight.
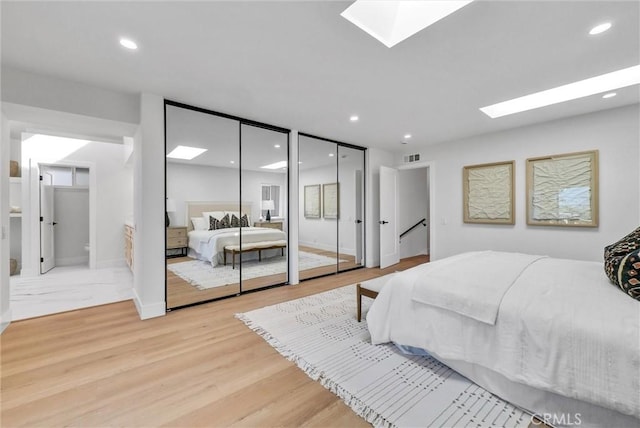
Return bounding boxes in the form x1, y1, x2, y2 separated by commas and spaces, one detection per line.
341, 0, 473, 48
166, 145, 207, 160
23, 134, 90, 163
480, 65, 640, 118
260, 161, 288, 169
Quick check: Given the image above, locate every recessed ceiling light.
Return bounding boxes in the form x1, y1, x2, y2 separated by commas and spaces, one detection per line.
602, 92, 617, 99
274, 144, 281, 148
329, 153, 335, 157
404, 134, 412, 139
589, 22, 612, 35
298, 161, 303, 164
119, 38, 138, 50
260, 160, 288, 169
341, 0, 473, 48
166, 145, 207, 160
350, 115, 359, 122
230, 160, 235, 164
480, 64, 640, 118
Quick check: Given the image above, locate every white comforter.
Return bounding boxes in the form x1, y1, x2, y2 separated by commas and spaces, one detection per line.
367, 253, 640, 418
188, 227, 286, 266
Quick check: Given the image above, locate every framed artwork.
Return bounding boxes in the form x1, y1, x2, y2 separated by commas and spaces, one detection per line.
322, 182, 339, 219
304, 184, 321, 218
526, 150, 598, 227
463, 160, 515, 224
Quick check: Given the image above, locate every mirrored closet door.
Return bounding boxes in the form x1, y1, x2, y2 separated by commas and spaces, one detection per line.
298, 134, 366, 281
165, 101, 290, 310
240, 123, 289, 292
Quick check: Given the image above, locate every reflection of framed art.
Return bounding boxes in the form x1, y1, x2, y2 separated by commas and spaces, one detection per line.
463, 161, 515, 224
322, 182, 339, 219
527, 150, 598, 227
304, 184, 321, 218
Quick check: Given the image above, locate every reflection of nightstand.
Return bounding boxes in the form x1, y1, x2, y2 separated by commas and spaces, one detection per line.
254, 221, 283, 231
167, 226, 188, 258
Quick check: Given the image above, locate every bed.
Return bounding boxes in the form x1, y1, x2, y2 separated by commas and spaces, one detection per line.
185, 201, 286, 267
366, 251, 640, 428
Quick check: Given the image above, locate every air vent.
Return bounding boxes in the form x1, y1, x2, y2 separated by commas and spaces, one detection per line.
403, 153, 421, 163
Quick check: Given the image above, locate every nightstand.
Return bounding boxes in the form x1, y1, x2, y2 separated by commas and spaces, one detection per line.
167, 226, 188, 258
254, 221, 283, 231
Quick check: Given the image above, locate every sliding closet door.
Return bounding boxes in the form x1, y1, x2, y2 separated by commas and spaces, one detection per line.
165, 104, 240, 309
298, 135, 338, 280
239, 123, 289, 291
337, 145, 365, 271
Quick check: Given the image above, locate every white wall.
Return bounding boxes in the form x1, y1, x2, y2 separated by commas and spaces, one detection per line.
166, 162, 286, 228
1, 66, 139, 125
54, 188, 89, 266
404, 105, 640, 262
133, 93, 165, 320
298, 161, 359, 255
398, 167, 429, 259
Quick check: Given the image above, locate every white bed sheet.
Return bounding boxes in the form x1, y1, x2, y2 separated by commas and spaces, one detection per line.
188, 227, 286, 266
367, 255, 640, 420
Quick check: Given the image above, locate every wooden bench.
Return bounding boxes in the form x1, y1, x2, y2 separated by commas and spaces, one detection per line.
224, 240, 287, 269
356, 274, 396, 322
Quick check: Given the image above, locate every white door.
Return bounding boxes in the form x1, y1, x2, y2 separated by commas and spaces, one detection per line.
354, 169, 363, 265
40, 172, 55, 273
379, 166, 399, 269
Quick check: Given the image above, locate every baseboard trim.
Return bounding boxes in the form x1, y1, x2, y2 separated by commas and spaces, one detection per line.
1, 307, 13, 334
132, 288, 165, 320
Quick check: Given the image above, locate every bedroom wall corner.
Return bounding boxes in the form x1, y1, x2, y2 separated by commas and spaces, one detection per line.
0, 112, 12, 333
132, 93, 165, 320
365, 147, 395, 268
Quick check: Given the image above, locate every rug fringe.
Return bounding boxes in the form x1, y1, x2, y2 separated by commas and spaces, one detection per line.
235, 313, 393, 428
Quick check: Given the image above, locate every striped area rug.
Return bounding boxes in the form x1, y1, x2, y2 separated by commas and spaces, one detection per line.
236, 285, 531, 428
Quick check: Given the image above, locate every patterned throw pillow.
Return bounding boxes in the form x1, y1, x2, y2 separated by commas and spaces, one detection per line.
231, 214, 250, 228
209, 214, 231, 230
604, 226, 640, 300
619, 250, 640, 300
218, 214, 231, 229
209, 215, 219, 231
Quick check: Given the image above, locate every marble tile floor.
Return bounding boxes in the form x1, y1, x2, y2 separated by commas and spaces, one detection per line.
10, 265, 133, 321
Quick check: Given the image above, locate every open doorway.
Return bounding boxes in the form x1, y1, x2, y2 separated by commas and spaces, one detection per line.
9, 132, 133, 320
398, 166, 430, 259
379, 163, 431, 269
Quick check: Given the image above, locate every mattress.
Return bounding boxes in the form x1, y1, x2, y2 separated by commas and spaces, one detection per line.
366, 253, 640, 425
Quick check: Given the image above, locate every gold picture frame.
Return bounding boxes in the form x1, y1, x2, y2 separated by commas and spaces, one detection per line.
526, 150, 598, 227
322, 182, 339, 219
304, 184, 321, 218
463, 160, 515, 225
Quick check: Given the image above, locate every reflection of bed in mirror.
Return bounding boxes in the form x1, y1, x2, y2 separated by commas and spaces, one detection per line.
186, 201, 286, 266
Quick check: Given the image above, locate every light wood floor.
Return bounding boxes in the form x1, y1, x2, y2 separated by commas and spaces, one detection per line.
2, 256, 428, 428
167, 246, 361, 309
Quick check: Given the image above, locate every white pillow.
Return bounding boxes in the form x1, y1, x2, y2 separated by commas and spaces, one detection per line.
191, 217, 207, 231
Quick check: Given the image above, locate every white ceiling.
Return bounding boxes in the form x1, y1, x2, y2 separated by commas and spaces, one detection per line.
2, 1, 639, 152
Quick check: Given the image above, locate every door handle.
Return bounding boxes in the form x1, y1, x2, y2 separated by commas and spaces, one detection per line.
379, 220, 389, 225
355, 219, 362, 224
53, 222, 58, 226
